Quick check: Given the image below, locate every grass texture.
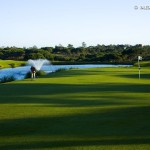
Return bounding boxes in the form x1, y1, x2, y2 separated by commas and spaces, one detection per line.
0, 66, 150, 150
0, 60, 25, 68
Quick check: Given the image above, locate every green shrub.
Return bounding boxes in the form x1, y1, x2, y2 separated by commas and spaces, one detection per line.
25, 72, 31, 79
55, 68, 67, 72
20, 63, 26, 66
25, 70, 46, 79
36, 70, 46, 76
9, 63, 15, 68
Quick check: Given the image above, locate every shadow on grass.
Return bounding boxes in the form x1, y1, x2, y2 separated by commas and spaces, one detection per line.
45, 69, 105, 78
0, 106, 150, 149
47, 69, 138, 78
116, 74, 150, 80
0, 82, 150, 104
1, 139, 150, 150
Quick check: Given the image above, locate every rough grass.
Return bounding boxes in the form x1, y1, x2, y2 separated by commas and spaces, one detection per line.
0, 67, 150, 150
0, 60, 25, 68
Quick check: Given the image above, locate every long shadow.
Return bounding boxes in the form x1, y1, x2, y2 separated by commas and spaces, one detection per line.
0, 106, 150, 149
46, 68, 141, 79
116, 73, 150, 80
0, 69, 150, 149
45, 69, 105, 78
0, 82, 150, 104
1, 139, 150, 150
46, 69, 131, 78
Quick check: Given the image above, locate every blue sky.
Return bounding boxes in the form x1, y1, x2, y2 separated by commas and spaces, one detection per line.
0, 0, 150, 47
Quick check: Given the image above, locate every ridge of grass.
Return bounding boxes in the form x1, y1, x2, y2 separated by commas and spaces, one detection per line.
0, 60, 26, 69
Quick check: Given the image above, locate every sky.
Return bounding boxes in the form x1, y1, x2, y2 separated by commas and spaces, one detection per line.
0, 0, 150, 48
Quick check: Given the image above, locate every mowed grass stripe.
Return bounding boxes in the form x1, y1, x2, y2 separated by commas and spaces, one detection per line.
0, 67, 150, 150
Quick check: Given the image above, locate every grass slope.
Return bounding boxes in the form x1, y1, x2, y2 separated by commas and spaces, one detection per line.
0, 60, 25, 69
0, 67, 150, 150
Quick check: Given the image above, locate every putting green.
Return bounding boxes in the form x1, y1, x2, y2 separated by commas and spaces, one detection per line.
0, 67, 150, 150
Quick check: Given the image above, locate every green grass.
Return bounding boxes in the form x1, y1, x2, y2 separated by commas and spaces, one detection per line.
134, 60, 150, 68
0, 66, 150, 150
0, 60, 26, 68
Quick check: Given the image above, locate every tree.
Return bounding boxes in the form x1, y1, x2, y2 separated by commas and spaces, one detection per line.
67, 44, 74, 49
82, 42, 87, 48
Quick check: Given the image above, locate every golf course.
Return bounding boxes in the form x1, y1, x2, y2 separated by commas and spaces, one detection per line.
0, 65, 150, 150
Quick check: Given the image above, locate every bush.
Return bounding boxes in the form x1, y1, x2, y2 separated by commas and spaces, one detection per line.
36, 70, 46, 76
55, 68, 67, 72
0, 76, 15, 83
9, 63, 15, 68
20, 63, 26, 66
25, 70, 46, 79
25, 72, 31, 79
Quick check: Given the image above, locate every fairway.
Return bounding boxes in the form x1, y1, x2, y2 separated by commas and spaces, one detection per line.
0, 67, 150, 150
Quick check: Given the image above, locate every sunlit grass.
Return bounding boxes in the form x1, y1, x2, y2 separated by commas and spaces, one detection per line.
0, 67, 150, 149
0, 59, 25, 68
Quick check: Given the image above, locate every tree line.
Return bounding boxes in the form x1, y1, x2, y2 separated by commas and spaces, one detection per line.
0, 43, 150, 64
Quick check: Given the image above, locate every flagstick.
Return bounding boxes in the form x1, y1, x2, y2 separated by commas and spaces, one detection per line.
139, 67, 140, 80
138, 59, 140, 80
